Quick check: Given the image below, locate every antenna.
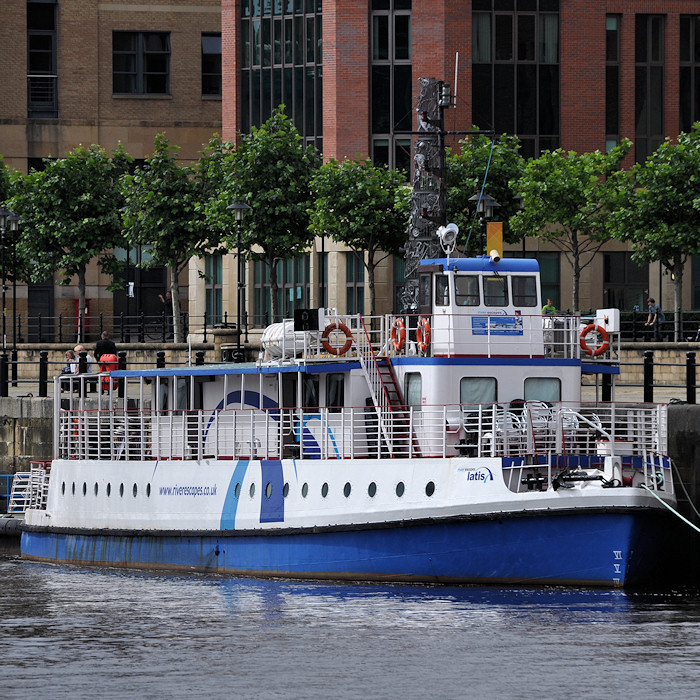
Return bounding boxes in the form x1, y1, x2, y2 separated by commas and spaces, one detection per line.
453, 53, 459, 108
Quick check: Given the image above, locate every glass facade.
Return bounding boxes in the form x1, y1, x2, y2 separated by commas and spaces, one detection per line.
606, 15, 620, 151
680, 16, 700, 133
635, 15, 664, 163
254, 256, 310, 325
240, 0, 322, 149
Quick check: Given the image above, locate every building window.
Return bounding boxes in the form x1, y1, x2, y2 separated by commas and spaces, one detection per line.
635, 15, 664, 163
371, 1, 412, 171
205, 254, 223, 326
472, 1, 560, 159
606, 15, 621, 151
604, 252, 648, 312
202, 33, 222, 96
113, 31, 171, 95
241, 0, 322, 150
27, 1, 57, 118
680, 16, 700, 133
254, 256, 310, 325
346, 253, 365, 315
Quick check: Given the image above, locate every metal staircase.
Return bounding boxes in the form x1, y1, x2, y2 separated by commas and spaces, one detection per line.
7, 472, 31, 514
356, 318, 420, 457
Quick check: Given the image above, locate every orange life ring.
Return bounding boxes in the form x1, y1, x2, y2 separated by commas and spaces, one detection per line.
579, 324, 610, 357
416, 317, 431, 353
390, 317, 406, 352
321, 322, 353, 356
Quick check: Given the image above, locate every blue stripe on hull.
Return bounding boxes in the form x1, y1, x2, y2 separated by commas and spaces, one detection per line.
21, 511, 668, 587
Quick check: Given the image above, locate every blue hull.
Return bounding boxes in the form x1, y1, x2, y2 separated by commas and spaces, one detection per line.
21, 510, 669, 587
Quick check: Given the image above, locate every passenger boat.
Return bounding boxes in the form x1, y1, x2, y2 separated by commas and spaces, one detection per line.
20, 254, 675, 586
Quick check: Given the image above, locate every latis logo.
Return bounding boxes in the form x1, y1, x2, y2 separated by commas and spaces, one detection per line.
466, 467, 494, 483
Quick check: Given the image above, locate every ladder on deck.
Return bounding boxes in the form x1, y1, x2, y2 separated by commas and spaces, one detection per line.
356, 318, 420, 457
7, 472, 31, 514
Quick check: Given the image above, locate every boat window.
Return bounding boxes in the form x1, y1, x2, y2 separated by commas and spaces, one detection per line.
512, 276, 538, 307
524, 377, 561, 402
460, 377, 497, 404
484, 275, 509, 306
326, 373, 344, 413
404, 372, 422, 410
176, 378, 188, 409
419, 273, 431, 308
435, 275, 450, 306
302, 374, 319, 408
454, 275, 480, 306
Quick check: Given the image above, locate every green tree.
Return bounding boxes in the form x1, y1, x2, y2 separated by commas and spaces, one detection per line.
0, 157, 10, 204
446, 131, 526, 254
510, 141, 631, 311
210, 107, 320, 322
121, 134, 228, 342
8, 145, 131, 339
309, 158, 410, 316
607, 126, 700, 340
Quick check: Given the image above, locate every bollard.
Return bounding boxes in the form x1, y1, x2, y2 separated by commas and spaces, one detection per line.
602, 373, 612, 402
39, 350, 48, 397
195, 350, 204, 365
687, 351, 696, 405
643, 349, 654, 403
11, 348, 17, 386
156, 350, 166, 368
0, 353, 8, 398
118, 350, 127, 399
78, 350, 87, 374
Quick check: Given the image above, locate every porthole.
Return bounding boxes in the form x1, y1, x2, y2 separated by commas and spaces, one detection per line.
61, 481, 66, 496
425, 481, 435, 497
301, 482, 309, 498
146, 483, 151, 497
72, 482, 75, 496
265, 482, 272, 498
133, 483, 138, 497
106, 483, 111, 497
234, 482, 241, 498
343, 482, 351, 497
396, 481, 405, 497
94, 483, 99, 497
82, 482, 87, 496
249, 483, 256, 498
283, 482, 289, 498
368, 482, 377, 497
321, 482, 329, 498
119, 483, 124, 497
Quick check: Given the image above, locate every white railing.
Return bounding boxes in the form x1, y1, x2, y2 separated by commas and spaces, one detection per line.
56, 401, 667, 464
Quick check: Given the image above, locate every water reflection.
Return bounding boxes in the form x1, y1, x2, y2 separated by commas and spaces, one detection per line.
1, 557, 699, 698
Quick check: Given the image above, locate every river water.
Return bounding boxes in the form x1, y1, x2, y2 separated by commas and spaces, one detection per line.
0, 557, 698, 699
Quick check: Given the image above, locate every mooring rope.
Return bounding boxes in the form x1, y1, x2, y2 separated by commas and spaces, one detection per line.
640, 483, 700, 534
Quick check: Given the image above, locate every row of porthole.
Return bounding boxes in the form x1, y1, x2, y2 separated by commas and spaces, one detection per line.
61, 479, 437, 501
233, 480, 437, 500
63, 481, 152, 498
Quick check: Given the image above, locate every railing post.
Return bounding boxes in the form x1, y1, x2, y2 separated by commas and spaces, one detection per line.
0, 352, 8, 397
156, 350, 166, 368
78, 350, 87, 374
57, 313, 62, 343
687, 351, 696, 404
643, 349, 654, 403
203, 314, 207, 343
39, 350, 48, 398
11, 348, 18, 386
195, 350, 204, 365
118, 350, 127, 399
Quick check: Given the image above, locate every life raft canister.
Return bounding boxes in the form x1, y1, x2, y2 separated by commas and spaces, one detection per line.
321, 322, 353, 356
416, 317, 431, 353
99, 353, 119, 392
579, 324, 610, 357
390, 317, 406, 352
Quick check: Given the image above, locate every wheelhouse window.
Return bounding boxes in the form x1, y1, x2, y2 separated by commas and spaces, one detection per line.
460, 377, 497, 404
484, 276, 509, 306
455, 275, 480, 306
113, 31, 171, 95
404, 372, 422, 410
524, 377, 561, 402
435, 275, 450, 306
512, 276, 537, 307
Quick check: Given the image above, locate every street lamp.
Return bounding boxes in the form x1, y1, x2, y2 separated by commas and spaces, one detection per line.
468, 191, 501, 253
227, 201, 251, 363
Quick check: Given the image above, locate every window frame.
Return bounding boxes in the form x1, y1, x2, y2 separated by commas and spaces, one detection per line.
113, 31, 171, 96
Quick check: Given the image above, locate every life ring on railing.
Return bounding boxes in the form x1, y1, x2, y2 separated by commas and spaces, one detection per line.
321, 322, 353, 356
579, 324, 610, 357
390, 317, 406, 352
416, 317, 431, 353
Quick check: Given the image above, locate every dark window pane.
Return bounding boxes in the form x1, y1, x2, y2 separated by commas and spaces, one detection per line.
538, 64, 558, 134
650, 65, 663, 133
373, 139, 389, 167
517, 0, 536, 10
373, 15, 388, 60
606, 65, 619, 135
495, 15, 513, 61
495, 0, 514, 9
517, 15, 535, 61
263, 68, 272, 121
517, 64, 537, 134
305, 66, 315, 135
27, 4, 56, 31
473, 0, 491, 9
472, 64, 493, 129
395, 14, 411, 60
494, 64, 514, 133
635, 15, 647, 63
606, 16, 619, 62
113, 32, 137, 52
651, 16, 663, 62
680, 16, 690, 62
695, 17, 700, 62
539, 0, 559, 10
635, 66, 647, 134
394, 64, 412, 131
372, 65, 391, 132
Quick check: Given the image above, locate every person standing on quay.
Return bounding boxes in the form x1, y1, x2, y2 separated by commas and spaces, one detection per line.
94, 331, 117, 361
645, 298, 665, 341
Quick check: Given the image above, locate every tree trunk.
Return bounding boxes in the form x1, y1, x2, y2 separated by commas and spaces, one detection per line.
77, 266, 87, 343
169, 266, 183, 342
367, 254, 376, 318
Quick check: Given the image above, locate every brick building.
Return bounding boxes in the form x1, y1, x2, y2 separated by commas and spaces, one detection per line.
203, 0, 700, 333
0, 0, 221, 339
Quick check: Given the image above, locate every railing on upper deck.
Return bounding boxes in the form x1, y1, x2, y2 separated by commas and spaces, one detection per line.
56, 398, 666, 464
263, 312, 604, 361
